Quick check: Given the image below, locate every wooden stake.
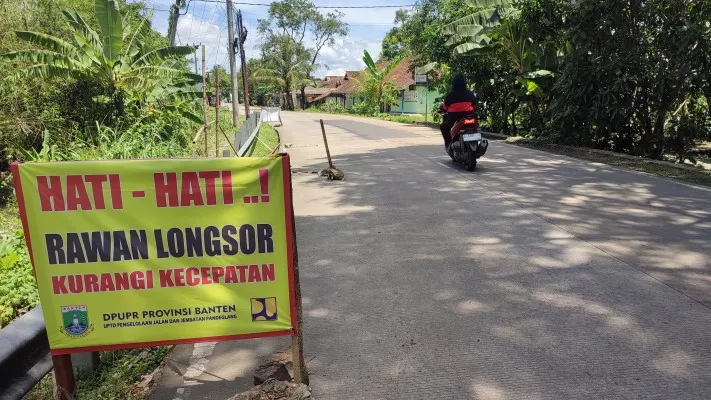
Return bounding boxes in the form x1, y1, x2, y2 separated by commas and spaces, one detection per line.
284, 155, 308, 385
215, 68, 220, 157
319, 119, 334, 169
237, 10, 251, 117
202, 45, 208, 157
52, 354, 75, 400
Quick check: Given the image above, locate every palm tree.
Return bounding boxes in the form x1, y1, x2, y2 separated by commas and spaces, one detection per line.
255, 36, 311, 110
362, 50, 402, 113
0, 0, 199, 119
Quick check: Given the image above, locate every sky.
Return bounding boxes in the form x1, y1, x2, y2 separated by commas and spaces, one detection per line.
140, 0, 411, 78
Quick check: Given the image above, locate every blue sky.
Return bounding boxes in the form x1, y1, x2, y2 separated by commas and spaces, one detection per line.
140, 0, 410, 78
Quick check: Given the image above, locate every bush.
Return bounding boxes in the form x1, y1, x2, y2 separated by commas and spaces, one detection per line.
81, 125, 190, 160
351, 101, 377, 115
320, 99, 346, 114
665, 102, 711, 163
0, 230, 38, 328
0, 172, 12, 207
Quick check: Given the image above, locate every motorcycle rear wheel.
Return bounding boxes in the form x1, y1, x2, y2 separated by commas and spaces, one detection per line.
463, 145, 477, 171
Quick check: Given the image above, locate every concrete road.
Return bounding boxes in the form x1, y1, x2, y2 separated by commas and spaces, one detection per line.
151, 111, 711, 400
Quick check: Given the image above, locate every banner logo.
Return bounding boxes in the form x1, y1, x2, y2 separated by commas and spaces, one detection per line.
251, 298, 278, 321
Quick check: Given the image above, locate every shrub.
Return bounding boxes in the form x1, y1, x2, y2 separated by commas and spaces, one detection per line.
351, 101, 377, 116
322, 99, 346, 114
0, 230, 38, 328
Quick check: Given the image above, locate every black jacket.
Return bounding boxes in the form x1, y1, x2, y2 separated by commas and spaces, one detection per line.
441, 90, 478, 114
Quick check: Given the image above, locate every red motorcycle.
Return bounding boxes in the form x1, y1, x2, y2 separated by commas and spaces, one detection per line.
446, 114, 488, 171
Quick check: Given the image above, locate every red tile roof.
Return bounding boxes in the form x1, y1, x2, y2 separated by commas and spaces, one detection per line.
308, 58, 422, 103
330, 57, 417, 94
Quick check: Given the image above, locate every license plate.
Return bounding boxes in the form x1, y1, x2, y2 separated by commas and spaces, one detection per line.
462, 133, 482, 141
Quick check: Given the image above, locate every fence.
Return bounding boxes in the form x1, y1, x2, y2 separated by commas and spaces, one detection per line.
235, 112, 261, 157
0, 306, 52, 399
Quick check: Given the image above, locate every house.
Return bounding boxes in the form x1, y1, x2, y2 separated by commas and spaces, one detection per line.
298, 87, 331, 109
308, 71, 362, 108
306, 58, 443, 115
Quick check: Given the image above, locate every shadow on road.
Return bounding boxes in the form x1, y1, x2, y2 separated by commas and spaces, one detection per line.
293, 142, 711, 399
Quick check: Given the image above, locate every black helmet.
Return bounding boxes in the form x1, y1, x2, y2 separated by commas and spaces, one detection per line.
452, 73, 467, 91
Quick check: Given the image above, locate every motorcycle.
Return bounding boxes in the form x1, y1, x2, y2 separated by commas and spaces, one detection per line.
444, 114, 488, 171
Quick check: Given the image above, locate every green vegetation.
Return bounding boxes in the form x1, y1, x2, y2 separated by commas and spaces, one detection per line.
26, 347, 171, 400
379, 0, 710, 162
248, 123, 281, 157
196, 106, 240, 157
357, 51, 403, 114
0, 229, 37, 327
299, 105, 433, 125
0, 0, 217, 396
255, 0, 347, 110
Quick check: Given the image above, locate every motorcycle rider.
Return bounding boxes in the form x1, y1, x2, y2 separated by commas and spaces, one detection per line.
439, 74, 478, 149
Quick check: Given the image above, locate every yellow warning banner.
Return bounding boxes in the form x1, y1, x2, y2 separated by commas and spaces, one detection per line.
12, 157, 296, 354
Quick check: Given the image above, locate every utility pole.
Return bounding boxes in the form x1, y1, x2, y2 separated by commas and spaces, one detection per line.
215, 68, 220, 157
168, 0, 181, 46
193, 48, 198, 75
226, 0, 240, 125
237, 10, 251, 117
202, 45, 208, 157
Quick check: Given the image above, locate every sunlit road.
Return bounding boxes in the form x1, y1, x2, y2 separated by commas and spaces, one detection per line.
152, 111, 711, 400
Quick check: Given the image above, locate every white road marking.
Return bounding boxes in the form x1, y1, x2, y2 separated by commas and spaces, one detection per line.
174, 342, 217, 399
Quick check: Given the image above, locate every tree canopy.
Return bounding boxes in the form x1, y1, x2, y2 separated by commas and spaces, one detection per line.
257, 0, 347, 110
383, 0, 711, 159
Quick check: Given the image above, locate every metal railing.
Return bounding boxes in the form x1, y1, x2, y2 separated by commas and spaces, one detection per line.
235, 112, 261, 157
0, 306, 52, 399
235, 112, 259, 152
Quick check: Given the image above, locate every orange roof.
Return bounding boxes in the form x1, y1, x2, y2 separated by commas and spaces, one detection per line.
330, 57, 418, 94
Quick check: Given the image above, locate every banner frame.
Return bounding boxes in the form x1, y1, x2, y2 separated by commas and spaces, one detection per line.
10, 154, 299, 355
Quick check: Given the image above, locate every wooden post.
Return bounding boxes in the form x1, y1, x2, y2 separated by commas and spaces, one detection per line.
52, 354, 75, 400
284, 155, 308, 385
215, 68, 220, 157
202, 45, 208, 157
319, 119, 334, 169
226, 0, 240, 125
237, 10, 251, 117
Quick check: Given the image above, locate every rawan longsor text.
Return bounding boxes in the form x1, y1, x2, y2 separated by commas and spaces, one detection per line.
43, 223, 275, 265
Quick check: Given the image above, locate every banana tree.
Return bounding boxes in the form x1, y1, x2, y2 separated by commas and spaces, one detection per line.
442, 0, 559, 131
0, 0, 200, 119
442, 0, 517, 54
362, 50, 403, 113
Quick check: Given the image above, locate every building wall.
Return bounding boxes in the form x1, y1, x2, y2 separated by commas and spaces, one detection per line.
390, 85, 442, 115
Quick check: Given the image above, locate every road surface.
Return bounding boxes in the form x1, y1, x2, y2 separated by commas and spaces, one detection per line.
151, 111, 711, 400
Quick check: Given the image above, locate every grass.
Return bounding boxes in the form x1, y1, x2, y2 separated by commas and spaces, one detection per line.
26, 347, 172, 400
0, 200, 20, 239
298, 107, 440, 126
193, 106, 241, 157
502, 136, 711, 187
247, 122, 280, 157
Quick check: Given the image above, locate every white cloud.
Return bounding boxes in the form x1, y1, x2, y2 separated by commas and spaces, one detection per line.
174, 9, 229, 69
325, 68, 346, 77
140, 0, 405, 79
314, 36, 382, 78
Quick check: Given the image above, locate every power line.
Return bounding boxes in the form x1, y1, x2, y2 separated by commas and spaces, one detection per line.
192, 0, 415, 8
240, 13, 398, 26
